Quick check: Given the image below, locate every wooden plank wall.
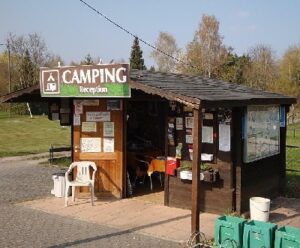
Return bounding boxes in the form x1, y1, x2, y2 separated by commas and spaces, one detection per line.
232, 105, 288, 213
73, 99, 124, 198
165, 104, 234, 214
167, 159, 233, 214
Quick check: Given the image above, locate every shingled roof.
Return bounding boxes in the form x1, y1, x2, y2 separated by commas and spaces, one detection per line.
1, 69, 296, 107
130, 70, 296, 108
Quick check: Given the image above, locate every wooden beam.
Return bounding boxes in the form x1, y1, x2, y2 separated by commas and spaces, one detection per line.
191, 106, 202, 236
164, 101, 170, 206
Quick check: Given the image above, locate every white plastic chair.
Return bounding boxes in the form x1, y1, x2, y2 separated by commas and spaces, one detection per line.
65, 161, 97, 207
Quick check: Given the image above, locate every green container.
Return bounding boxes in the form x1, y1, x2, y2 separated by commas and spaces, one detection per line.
243, 220, 277, 248
274, 226, 300, 248
214, 215, 247, 248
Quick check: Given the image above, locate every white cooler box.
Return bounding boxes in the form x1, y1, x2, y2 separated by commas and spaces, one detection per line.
51, 171, 66, 197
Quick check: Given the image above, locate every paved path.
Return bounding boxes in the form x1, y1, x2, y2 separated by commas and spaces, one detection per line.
0, 155, 181, 248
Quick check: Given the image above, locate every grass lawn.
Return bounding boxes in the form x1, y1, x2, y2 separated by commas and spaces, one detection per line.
0, 114, 70, 157
286, 123, 300, 198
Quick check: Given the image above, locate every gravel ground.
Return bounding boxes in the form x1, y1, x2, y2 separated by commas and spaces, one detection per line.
0, 155, 182, 248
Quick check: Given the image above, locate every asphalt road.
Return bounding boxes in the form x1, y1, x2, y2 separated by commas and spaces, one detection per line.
0, 155, 182, 248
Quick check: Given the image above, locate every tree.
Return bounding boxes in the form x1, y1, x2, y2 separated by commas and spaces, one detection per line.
269, 45, 300, 103
245, 44, 277, 90
0, 53, 9, 95
18, 49, 35, 89
151, 32, 179, 72
220, 50, 251, 84
45, 54, 64, 68
81, 53, 93, 65
279, 45, 300, 84
129, 37, 146, 70
179, 15, 227, 78
6, 33, 51, 89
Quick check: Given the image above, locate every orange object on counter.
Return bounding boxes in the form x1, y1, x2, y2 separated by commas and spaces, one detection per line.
147, 159, 166, 177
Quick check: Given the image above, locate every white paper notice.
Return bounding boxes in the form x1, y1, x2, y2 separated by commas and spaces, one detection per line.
103, 122, 114, 137
185, 135, 193, 144
185, 117, 194, 128
202, 126, 213, 144
80, 138, 101, 153
81, 122, 97, 132
176, 118, 183, 130
103, 138, 114, 152
219, 124, 231, 152
73, 114, 81, 126
73, 100, 83, 115
86, 112, 110, 122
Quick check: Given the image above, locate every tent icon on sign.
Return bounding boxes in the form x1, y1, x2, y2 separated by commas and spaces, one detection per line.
46, 73, 57, 92
43, 70, 60, 94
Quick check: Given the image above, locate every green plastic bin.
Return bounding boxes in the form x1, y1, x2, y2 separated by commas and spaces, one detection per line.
274, 226, 300, 248
214, 215, 247, 248
243, 220, 277, 248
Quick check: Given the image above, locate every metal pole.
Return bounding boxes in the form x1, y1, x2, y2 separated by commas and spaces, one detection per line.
7, 42, 11, 118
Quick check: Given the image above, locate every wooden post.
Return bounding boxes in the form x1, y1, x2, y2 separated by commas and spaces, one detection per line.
191, 106, 202, 236
164, 101, 170, 206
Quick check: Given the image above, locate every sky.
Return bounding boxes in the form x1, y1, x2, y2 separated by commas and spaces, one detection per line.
1, 0, 300, 67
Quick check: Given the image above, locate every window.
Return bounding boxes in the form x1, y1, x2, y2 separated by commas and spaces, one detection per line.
244, 105, 280, 163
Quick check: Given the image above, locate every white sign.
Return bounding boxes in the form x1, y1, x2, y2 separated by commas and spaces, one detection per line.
202, 126, 213, 144
103, 138, 114, 152
186, 135, 193, 144
73, 100, 83, 114
176, 118, 183, 130
73, 114, 81, 126
86, 112, 110, 122
81, 122, 97, 132
219, 124, 231, 152
204, 113, 214, 120
103, 122, 114, 137
185, 117, 194, 129
80, 138, 101, 153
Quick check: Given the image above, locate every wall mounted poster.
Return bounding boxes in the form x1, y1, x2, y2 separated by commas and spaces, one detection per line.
202, 126, 213, 144
244, 105, 280, 163
82, 100, 99, 106
185, 117, 194, 128
176, 117, 183, 130
74, 100, 83, 115
186, 135, 193, 144
103, 138, 114, 152
86, 112, 110, 122
73, 114, 81, 126
219, 124, 231, 152
107, 100, 122, 110
167, 118, 175, 146
80, 138, 101, 153
103, 122, 114, 137
81, 122, 97, 132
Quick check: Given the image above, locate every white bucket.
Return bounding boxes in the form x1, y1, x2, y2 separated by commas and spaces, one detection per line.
250, 197, 270, 222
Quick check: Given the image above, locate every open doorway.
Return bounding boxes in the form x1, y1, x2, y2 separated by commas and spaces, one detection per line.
126, 97, 166, 201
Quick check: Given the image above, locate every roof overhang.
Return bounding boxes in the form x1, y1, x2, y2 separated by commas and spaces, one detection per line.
0, 84, 42, 103
129, 80, 201, 109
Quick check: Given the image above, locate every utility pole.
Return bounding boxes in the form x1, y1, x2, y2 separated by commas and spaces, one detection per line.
7, 41, 11, 94
0, 42, 12, 117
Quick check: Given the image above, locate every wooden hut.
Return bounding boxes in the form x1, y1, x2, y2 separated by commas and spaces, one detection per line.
1, 64, 296, 233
